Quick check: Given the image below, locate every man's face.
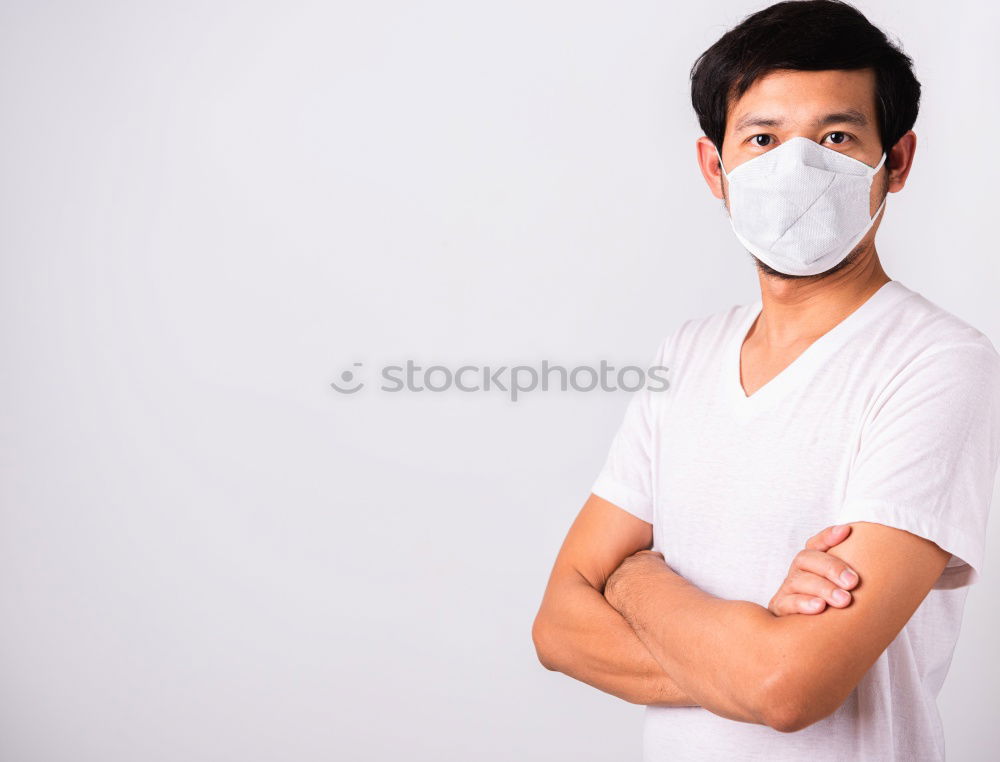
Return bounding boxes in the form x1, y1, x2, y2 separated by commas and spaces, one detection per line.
717, 68, 890, 278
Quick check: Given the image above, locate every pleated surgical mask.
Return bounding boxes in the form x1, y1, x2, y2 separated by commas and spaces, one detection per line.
716, 136, 887, 276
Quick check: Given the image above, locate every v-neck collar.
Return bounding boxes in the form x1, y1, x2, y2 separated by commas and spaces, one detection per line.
727, 279, 913, 410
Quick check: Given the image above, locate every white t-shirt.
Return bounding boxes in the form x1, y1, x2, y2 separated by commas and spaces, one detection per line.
591, 279, 1000, 761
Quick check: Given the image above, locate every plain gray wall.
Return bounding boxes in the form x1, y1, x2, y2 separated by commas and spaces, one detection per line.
1, 1, 997, 759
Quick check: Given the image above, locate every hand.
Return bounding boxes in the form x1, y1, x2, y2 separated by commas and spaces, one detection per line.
768, 524, 860, 616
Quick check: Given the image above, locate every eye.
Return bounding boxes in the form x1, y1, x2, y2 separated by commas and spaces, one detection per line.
747, 134, 774, 148
823, 131, 852, 145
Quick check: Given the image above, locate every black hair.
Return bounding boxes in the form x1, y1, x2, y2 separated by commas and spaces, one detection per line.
690, 0, 921, 154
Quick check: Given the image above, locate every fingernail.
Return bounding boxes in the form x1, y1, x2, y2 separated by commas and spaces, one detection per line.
840, 569, 858, 586
832, 589, 851, 605
808, 598, 823, 610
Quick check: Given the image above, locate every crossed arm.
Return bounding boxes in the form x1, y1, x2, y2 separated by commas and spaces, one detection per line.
533, 493, 951, 732
531, 494, 695, 706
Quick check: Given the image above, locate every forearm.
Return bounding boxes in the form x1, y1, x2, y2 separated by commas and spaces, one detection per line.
534, 573, 700, 707
606, 555, 780, 725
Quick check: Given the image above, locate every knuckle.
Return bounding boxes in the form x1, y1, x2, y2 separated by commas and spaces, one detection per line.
827, 559, 847, 579
800, 596, 823, 613
795, 572, 821, 593
789, 572, 816, 593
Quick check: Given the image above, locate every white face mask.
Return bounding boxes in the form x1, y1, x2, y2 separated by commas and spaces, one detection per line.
716, 136, 887, 276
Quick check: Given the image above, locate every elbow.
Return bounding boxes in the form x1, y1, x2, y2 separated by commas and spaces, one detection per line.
756, 669, 809, 733
761, 703, 811, 734
531, 615, 560, 672
756, 667, 841, 734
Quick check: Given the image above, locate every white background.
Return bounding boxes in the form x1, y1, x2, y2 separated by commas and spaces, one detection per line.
2, 1, 997, 759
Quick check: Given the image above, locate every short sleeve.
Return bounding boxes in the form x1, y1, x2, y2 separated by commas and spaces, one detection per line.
834, 341, 1000, 589
590, 338, 670, 524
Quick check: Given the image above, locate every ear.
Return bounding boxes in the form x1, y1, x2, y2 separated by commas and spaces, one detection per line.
884, 130, 917, 193
696, 136, 726, 200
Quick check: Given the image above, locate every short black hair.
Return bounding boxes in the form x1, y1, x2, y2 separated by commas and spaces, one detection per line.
690, 0, 921, 154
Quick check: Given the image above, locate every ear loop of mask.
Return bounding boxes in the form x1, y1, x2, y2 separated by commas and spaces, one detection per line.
715, 147, 727, 177
714, 147, 730, 218
867, 153, 890, 224
869, 151, 888, 177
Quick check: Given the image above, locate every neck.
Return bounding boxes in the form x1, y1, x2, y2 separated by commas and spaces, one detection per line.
751, 248, 890, 348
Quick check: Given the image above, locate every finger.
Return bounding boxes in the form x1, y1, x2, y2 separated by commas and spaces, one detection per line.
790, 548, 860, 590
770, 593, 828, 616
804, 523, 852, 552
783, 569, 854, 608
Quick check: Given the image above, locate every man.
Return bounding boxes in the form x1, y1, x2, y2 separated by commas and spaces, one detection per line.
531, 1, 1000, 759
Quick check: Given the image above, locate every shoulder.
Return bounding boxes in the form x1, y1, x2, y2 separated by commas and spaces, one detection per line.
653, 299, 757, 364
866, 285, 1000, 419
880, 286, 1000, 382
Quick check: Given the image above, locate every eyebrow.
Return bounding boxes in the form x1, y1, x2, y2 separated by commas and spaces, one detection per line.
732, 109, 870, 134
